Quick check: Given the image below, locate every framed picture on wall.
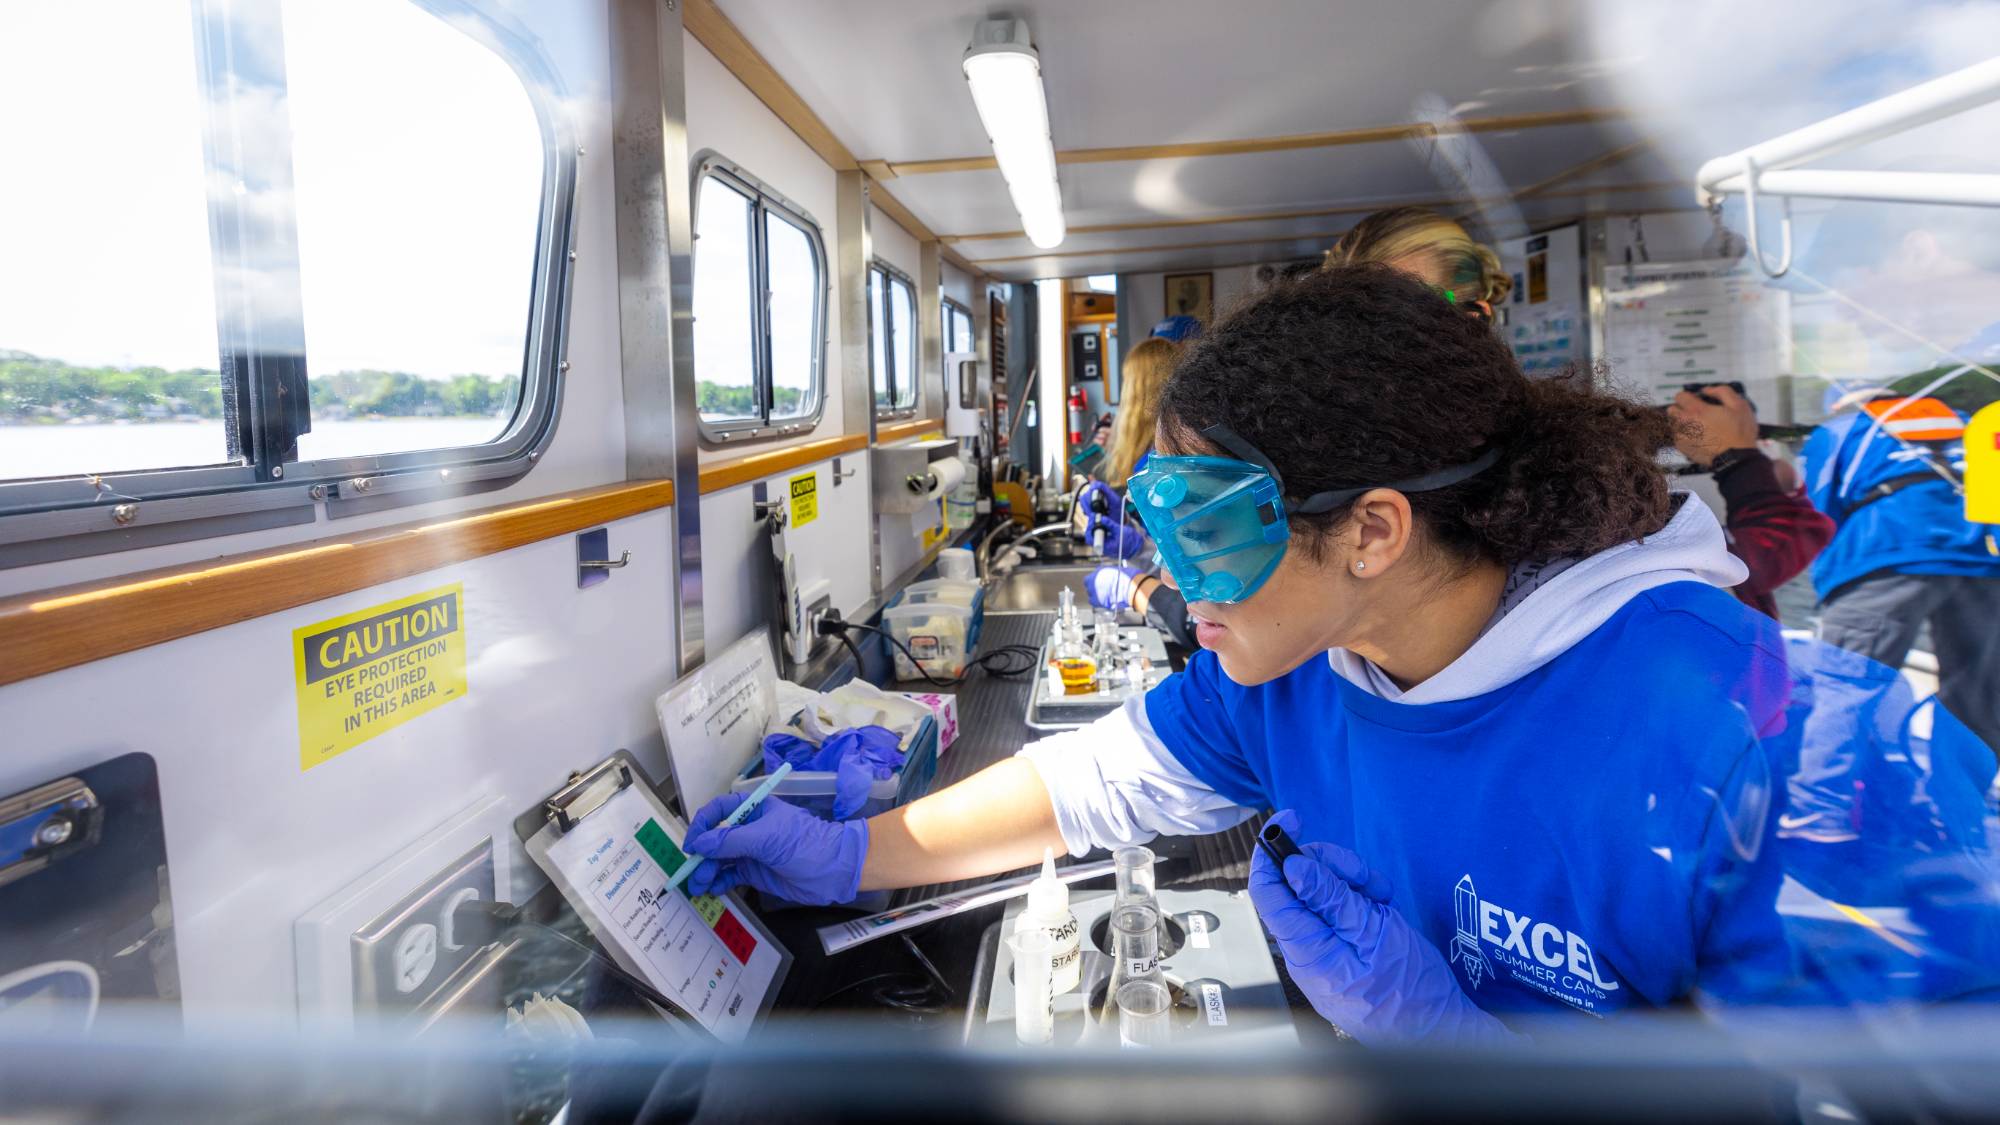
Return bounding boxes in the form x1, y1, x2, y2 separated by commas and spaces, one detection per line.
1163, 272, 1213, 325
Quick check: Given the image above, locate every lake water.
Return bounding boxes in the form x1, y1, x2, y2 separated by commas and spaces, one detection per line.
0, 418, 510, 480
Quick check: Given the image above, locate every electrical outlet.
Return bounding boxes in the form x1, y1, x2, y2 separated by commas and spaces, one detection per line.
351, 840, 494, 1013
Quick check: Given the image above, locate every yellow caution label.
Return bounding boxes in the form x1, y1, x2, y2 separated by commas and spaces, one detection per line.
787, 470, 819, 528
1968, 401, 2000, 525
293, 583, 467, 771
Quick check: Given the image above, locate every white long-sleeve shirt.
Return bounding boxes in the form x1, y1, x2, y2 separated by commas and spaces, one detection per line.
1015, 697, 1255, 856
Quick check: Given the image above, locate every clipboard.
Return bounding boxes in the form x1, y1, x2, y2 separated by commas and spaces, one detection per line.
524, 750, 791, 1042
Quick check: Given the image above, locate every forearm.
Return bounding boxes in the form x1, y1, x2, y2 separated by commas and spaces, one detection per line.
1715, 450, 1834, 595
858, 757, 1066, 891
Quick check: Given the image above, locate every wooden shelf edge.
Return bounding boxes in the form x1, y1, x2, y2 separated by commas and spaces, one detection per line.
874, 417, 946, 443
0, 479, 675, 689
697, 433, 868, 495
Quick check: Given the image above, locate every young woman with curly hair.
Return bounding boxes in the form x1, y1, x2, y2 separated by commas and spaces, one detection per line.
679, 265, 1819, 1041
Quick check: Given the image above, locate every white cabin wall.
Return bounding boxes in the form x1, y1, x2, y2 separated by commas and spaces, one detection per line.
1118, 263, 1276, 335
697, 450, 875, 656
684, 34, 846, 462
0, 2, 698, 1022
0, 506, 680, 1023
681, 32, 896, 649
942, 261, 977, 312
870, 205, 920, 281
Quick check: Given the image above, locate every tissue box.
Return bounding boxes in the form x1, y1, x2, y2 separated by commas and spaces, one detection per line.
897, 691, 959, 757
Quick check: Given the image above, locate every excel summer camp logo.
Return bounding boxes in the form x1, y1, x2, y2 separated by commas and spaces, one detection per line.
1447, 873, 1622, 1012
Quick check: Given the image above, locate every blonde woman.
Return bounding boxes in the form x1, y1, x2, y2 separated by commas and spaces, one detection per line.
1101, 336, 1179, 488
1088, 207, 1514, 644
1323, 205, 1512, 321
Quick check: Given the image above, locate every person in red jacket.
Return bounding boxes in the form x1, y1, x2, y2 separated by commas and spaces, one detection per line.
1669, 383, 1835, 619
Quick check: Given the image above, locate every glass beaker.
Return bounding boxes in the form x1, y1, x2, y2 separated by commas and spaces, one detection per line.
1113, 846, 1157, 907
1111, 901, 1162, 985
1117, 979, 1172, 1049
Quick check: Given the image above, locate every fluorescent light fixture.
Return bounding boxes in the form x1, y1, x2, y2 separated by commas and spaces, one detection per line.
963, 18, 1065, 249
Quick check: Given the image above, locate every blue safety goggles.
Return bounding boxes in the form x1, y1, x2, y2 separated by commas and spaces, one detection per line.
1128, 425, 1501, 604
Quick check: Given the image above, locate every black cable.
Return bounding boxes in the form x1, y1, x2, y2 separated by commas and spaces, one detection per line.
829, 618, 1041, 688
809, 970, 945, 1014
835, 629, 865, 677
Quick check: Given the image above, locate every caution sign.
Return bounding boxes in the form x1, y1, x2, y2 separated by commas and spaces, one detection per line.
293, 583, 467, 770
787, 470, 818, 528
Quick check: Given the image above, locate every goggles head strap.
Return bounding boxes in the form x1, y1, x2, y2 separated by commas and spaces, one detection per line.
1195, 423, 1503, 515
1198, 424, 1283, 481
1295, 445, 1505, 513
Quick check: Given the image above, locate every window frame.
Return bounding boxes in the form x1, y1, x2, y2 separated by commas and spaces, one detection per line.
942, 296, 975, 411
942, 296, 974, 357
690, 151, 830, 444
870, 259, 921, 420
0, 0, 578, 564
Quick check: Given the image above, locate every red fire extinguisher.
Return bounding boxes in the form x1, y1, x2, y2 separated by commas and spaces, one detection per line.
1067, 384, 1089, 447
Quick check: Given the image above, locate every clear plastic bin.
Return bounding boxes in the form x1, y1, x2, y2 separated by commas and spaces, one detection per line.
898, 577, 980, 607
732, 714, 940, 911
880, 600, 977, 681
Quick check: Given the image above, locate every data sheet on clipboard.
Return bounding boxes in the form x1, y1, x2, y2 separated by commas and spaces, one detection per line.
545, 786, 783, 1041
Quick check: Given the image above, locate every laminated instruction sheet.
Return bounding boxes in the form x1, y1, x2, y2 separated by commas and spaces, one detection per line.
541, 784, 785, 1041
1601, 260, 1791, 405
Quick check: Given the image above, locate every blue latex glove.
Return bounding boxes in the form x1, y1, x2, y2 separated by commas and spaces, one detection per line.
1077, 479, 1124, 523
1086, 565, 1142, 612
1087, 514, 1148, 560
1248, 810, 1514, 1047
683, 794, 868, 906
761, 725, 907, 820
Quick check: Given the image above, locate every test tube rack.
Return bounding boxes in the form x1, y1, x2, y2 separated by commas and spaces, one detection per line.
1025, 624, 1174, 731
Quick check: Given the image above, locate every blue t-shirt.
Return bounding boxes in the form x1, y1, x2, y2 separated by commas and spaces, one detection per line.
1145, 581, 1803, 1020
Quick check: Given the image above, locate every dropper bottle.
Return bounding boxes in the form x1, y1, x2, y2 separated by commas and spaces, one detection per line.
1014, 847, 1081, 995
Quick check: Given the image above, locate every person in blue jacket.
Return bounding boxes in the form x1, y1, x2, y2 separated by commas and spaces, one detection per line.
1798, 394, 2000, 774
681, 267, 1999, 1042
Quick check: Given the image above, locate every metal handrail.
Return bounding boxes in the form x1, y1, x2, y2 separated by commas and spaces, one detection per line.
1695, 56, 2000, 278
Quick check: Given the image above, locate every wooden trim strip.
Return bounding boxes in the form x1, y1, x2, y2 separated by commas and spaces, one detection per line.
683, 0, 857, 172
883, 108, 1627, 177
697, 433, 868, 495
971, 229, 1350, 266
681, 0, 944, 251
1516, 138, 1654, 199
0, 480, 676, 689
875, 417, 944, 443
950, 180, 1692, 244
962, 181, 1697, 262
866, 177, 938, 240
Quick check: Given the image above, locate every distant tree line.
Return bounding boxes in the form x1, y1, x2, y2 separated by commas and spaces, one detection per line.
696, 380, 806, 419
0, 351, 520, 423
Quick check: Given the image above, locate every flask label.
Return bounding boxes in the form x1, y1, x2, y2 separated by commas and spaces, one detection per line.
1201, 982, 1228, 1026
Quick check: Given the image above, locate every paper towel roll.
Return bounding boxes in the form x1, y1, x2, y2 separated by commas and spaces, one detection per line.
914, 456, 967, 500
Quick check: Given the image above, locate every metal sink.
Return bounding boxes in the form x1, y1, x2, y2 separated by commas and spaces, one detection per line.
984, 564, 1098, 613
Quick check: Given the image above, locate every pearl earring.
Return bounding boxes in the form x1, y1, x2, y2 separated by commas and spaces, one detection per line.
1354, 561, 1366, 572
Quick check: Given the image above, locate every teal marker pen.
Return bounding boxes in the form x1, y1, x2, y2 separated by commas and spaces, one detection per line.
664, 761, 792, 895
